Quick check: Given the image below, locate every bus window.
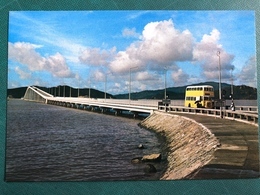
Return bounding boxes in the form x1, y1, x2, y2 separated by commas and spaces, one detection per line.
185, 85, 214, 108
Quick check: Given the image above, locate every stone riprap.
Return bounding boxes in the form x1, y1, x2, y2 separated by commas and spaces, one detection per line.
139, 111, 220, 180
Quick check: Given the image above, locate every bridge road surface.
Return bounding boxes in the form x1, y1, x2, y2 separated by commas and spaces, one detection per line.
172, 112, 259, 179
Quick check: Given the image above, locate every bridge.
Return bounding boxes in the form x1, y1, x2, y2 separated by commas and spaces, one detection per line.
23, 86, 258, 126
21, 86, 259, 179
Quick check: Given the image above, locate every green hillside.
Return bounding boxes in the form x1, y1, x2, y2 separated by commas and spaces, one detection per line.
7, 82, 257, 100
7, 85, 114, 99
114, 82, 257, 100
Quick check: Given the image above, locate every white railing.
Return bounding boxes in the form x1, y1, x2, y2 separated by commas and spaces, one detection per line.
158, 105, 258, 127
23, 86, 258, 126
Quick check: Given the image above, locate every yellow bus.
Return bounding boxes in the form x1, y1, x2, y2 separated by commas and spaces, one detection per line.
184, 85, 214, 108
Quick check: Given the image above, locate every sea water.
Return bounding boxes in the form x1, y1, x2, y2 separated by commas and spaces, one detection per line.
6, 99, 166, 181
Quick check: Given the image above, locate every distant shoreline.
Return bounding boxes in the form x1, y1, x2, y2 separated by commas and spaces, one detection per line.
7, 81, 258, 100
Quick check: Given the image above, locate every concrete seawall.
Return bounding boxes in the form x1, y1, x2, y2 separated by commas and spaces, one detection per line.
139, 111, 220, 180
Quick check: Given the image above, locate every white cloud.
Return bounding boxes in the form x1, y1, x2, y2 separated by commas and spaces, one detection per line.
10, 12, 86, 64
122, 28, 140, 38
126, 11, 150, 20
44, 52, 75, 78
8, 42, 45, 71
92, 70, 105, 82
193, 29, 235, 80
79, 47, 116, 66
115, 83, 121, 88
171, 67, 190, 86
237, 56, 257, 87
135, 71, 155, 81
8, 42, 75, 78
109, 50, 144, 74
109, 19, 194, 74
14, 66, 31, 79
201, 29, 220, 44
138, 19, 193, 63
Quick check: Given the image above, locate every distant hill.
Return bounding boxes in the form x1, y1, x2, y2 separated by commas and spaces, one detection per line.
114, 81, 257, 100
7, 87, 28, 98
7, 82, 257, 100
7, 85, 114, 99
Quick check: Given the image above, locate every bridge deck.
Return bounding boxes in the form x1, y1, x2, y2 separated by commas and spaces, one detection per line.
23, 86, 258, 125
173, 113, 259, 179
46, 97, 157, 114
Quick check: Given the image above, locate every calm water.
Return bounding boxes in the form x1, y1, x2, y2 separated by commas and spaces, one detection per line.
6, 99, 167, 181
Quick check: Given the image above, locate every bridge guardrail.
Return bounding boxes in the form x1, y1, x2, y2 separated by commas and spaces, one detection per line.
158, 105, 258, 126
23, 86, 258, 126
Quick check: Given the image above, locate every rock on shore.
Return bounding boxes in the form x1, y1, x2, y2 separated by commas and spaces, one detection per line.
139, 111, 220, 180
142, 153, 161, 162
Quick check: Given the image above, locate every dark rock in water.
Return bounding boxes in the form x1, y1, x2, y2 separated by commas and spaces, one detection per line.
142, 153, 161, 162
144, 164, 157, 173
138, 144, 144, 149
131, 157, 142, 164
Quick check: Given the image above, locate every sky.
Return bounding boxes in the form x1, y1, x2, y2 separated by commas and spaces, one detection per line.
8, 11, 257, 95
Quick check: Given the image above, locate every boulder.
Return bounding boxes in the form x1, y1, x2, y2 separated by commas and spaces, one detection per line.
131, 157, 142, 164
143, 164, 157, 173
141, 153, 161, 162
138, 144, 144, 149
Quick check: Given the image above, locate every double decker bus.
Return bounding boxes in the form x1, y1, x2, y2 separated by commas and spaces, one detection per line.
184, 85, 214, 108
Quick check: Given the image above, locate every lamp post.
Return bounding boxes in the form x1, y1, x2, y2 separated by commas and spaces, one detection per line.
230, 67, 235, 111
62, 79, 65, 97
129, 66, 138, 102
78, 78, 80, 97
77, 71, 80, 98
104, 72, 112, 101
105, 74, 107, 100
89, 79, 91, 99
217, 51, 222, 118
230, 67, 234, 96
164, 66, 168, 100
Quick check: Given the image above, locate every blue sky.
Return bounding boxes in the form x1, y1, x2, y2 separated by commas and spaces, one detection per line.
8, 11, 256, 94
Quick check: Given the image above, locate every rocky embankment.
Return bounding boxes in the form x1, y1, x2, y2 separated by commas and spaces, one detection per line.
139, 111, 220, 180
